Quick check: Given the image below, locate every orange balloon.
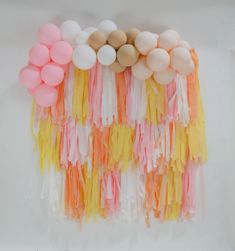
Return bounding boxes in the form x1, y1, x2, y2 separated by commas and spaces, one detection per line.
117, 44, 139, 67
108, 30, 127, 49
88, 31, 107, 50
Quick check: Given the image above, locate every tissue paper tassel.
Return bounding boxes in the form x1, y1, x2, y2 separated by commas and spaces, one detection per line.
31, 49, 207, 224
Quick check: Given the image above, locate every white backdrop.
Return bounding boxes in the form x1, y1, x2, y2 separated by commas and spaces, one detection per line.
0, 0, 235, 250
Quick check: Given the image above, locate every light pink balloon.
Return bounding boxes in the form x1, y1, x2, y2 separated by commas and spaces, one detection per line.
34, 84, 58, 107
29, 44, 50, 67
41, 63, 64, 86
28, 86, 37, 96
19, 65, 41, 89
37, 23, 61, 47
50, 41, 73, 65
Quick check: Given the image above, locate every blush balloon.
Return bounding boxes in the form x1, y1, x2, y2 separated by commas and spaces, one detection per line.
135, 31, 158, 55
41, 63, 64, 86
146, 48, 170, 72
50, 41, 73, 65
19, 65, 41, 89
34, 84, 58, 107
178, 40, 191, 49
153, 67, 176, 85
37, 23, 61, 47
131, 57, 153, 80
29, 44, 50, 67
158, 30, 179, 51
170, 47, 192, 70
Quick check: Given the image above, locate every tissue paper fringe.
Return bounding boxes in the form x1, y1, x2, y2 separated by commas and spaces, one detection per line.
31, 52, 207, 224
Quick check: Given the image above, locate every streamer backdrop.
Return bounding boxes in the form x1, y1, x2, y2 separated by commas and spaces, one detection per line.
19, 20, 207, 225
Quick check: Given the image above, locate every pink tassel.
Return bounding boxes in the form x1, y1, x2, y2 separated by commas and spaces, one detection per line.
88, 61, 103, 128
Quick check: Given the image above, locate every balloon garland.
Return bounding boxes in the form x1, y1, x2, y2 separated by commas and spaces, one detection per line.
19, 20, 207, 224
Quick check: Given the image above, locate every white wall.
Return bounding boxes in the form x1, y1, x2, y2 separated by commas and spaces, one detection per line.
0, 0, 235, 250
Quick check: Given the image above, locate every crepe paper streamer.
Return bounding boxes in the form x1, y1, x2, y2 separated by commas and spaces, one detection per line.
22, 21, 207, 226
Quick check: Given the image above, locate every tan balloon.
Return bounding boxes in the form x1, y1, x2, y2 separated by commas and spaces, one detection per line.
88, 31, 107, 50
117, 44, 139, 67
110, 60, 126, 73
108, 30, 127, 49
126, 28, 140, 44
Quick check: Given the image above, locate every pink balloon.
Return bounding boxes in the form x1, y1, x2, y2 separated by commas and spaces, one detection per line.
29, 44, 50, 67
37, 23, 61, 47
19, 65, 41, 89
50, 41, 73, 65
41, 63, 64, 86
28, 86, 37, 96
34, 84, 58, 107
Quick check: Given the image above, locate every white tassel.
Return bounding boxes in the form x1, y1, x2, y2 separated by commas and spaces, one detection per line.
130, 76, 147, 124
101, 66, 117, 126
176, 74, 190, 126
41, 166, 65, 218
64, 63, 74, 116
119, 167, 144, 222
77, 123, 90, 165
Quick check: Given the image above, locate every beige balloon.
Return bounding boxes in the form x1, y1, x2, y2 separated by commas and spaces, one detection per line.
117, 44, 139, 67
126, 28, 140, 44
88, 31, 107, 50
110, 60, 126, 73
108, 30, 127, 49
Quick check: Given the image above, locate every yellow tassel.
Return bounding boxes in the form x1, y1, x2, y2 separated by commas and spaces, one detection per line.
109, 124, 134, 171
145, 78, 166, 124
72, 67, 89, 124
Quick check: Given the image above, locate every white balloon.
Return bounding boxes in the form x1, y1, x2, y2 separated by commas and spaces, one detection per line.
75, 31, 89, 45
146, 48, 170, 72
153, 67, 176, 85
158, 30, 179, 51
97, 45, 116, 66
135, 31, 158, 55
84, 27, 97, 35
72, 45, 96, 70
61, 20, 81, 44
131, 58, 153, 80
98, 20, 117, 35
178, 40, 191, 49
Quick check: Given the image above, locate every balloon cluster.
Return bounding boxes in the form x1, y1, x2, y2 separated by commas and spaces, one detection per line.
19, 20, 195, 106
19, 23, 73, 106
